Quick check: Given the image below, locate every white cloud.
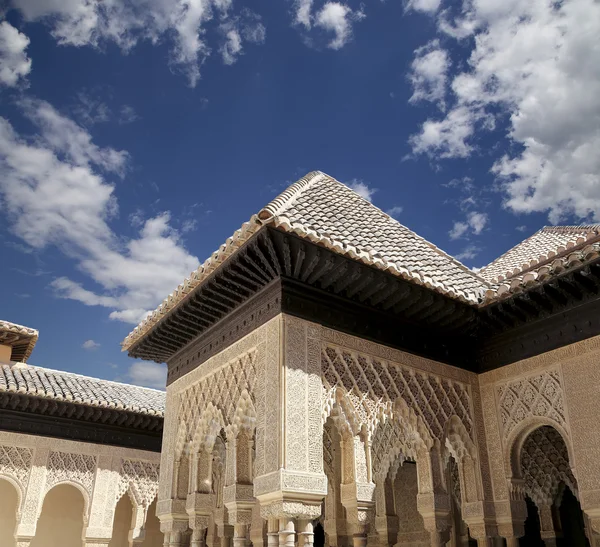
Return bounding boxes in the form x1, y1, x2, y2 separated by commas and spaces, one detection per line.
128, 361, 167, 389
455, 244, 481, 261
0, 98, 199, 324
449, 221, 468, 240
346, 179, 377, 202
467, 211, 487, 235
409, 105, 491, 159
409, 39, 449, 109
516, 225, 527, 232
315, 2, 360, 50
0, 21, 31, 87
294, 0, 314, 28
9, 0, 264, 86
449, 211, 488, 240
82, 339, 100, 350
408, 0, 600, 222
406, 0, 441, 14
118, 105, 139, 124
386, 205, 403, 218
219, 11, 265, 65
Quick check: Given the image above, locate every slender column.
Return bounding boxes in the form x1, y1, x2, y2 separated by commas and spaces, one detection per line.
298, 519, 314, 547
267, 517, 279, 547
233, 524, 249, 547
278, 518, 295, 547
169, 531, 182, 547
191, 527, 206, 547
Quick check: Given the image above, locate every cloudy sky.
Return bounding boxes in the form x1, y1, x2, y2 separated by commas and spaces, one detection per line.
1, 0, 599, 388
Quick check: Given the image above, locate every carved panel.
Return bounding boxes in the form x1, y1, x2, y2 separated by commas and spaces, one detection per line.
322, 346, 474, 441
179, 349, 258, 444
497, 369, 565, 440
0, 444, 32, 489
521, 426, 576, 506
45, 451, 97, 496
117, 459, 160, 507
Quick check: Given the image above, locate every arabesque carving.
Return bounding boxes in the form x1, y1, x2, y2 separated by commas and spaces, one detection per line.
497, 369, 565, 440
322, 346, 473, 441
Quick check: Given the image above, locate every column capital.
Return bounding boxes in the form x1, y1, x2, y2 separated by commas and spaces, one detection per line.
260, 499, 322, 520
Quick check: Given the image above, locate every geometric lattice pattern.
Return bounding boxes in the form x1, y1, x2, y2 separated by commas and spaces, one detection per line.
179, 350, 257, 441
322, 346, 473, 441
46, 451, 97, 496
0, 445, 32, 487
498, 370, 565, 440
371, 418, 414, 480
116, 459, 160, 507
521, 426, 576, 506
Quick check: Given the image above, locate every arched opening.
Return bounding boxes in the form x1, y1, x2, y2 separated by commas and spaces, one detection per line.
394, 461, 429, 546
0, 478, 19, 547
31, 484, 85, 547
558, 486, 589, 547
447, 457, 476, 547
143, 498, 165, 547
314, 522, 325, 547
109, 493, 133, 547
516, 425, 589, 547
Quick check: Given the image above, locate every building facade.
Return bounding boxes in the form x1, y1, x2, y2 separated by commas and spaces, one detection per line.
120, 172, 600, 547
0, 321, 165, 547
3, 171, 600, 547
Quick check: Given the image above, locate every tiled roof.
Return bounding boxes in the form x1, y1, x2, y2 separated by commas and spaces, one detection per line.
0, 364, 165, 416
0, 320, 39, 363
479, 226, 600, 283
121, 171, 600, 352
257, 172, 488, 300
122, 171, 488, 351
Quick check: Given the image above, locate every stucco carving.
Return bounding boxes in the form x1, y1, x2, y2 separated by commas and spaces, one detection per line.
0, 445, 32, 496
117, 459, 160, 507
45, 451, 97, 498
520, 426, 576, 506
322, 345, 474, 441
497, 369, 565, 441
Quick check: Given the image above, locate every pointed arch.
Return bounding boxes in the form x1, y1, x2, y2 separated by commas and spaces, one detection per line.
228, 389, 256, 438
443, 415, 481, 505
192, 403, 226, 454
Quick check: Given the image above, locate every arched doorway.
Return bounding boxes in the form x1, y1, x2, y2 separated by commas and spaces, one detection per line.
109, 493, 133, 547
516, 425, 589, 547
0, 478, 19, 547
31, 484, 86, 547
143, 498, 165, 547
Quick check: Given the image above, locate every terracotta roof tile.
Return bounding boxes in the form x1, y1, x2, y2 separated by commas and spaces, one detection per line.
0, 364, 165, 416
479, 226, 600, 283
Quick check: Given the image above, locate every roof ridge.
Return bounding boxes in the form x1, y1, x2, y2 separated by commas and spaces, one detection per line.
258, 171, 327, 220
20, 363, 166, 393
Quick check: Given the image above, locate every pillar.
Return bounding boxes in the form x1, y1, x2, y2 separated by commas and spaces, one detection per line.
298, 519, 314, 547
254, 317, 327, 540
538, 503, 559, 547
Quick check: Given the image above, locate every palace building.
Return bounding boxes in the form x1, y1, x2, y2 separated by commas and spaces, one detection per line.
3, 171, 600, 547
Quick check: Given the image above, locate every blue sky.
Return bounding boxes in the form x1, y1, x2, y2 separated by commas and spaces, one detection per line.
1, 0, 598, 388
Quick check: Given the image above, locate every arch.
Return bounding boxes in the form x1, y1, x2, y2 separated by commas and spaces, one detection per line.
505, 416, 575, 480
109, 492, 133, 547
191, 403, 226, 454
0, 473, 24, 513
0, 477, 19, 547
228, 389, 256, 438
31, 483, 87, 547
42, 480, 91, 524
322, 387, 370, 436
443, 415, 481, 505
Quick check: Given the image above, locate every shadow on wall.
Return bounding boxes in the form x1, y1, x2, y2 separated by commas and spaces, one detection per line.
0, 478, 18, 547
30, 484, 85, 547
